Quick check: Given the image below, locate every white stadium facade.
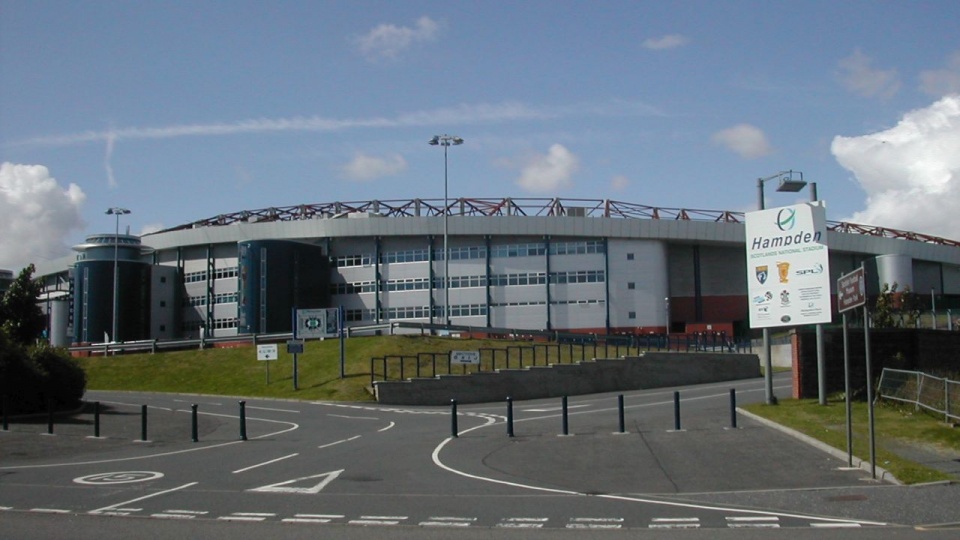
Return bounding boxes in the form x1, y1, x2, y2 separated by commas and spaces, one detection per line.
30, 197, 960, 347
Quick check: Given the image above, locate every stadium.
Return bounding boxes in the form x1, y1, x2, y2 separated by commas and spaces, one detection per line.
31, 196, 960, 347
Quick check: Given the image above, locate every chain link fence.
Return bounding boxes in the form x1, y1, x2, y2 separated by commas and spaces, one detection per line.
878, 368, 959, 423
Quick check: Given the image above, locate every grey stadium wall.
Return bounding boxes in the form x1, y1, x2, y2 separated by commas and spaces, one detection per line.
30, 198, 960, 345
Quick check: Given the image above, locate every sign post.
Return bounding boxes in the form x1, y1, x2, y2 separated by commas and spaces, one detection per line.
745, 202, 832, 404
837, 266, 871, 475
257, 344, 278, 384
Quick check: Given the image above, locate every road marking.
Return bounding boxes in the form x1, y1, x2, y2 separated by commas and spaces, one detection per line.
378, 421, 396, 432
249, 469, 343, 494
650, 517, 700, 529
246, 405, 300, 413
283, 513, 343, 523
420, 516, 476, 527
318, 435, 361, 449
74, 471, 164, 485
811, 522, 863, 528
350, 516, 407, 525
567, 517, 624, 529
328, 414, 379, 420
30, 508, 70, 514
727, 516, 780, 528
524, 404, 590, 412
499, 517, 548, 528
218, 515, 267, 522
90, 482, 198, 515
152, 513, 196, 519
233, 453, 299, 474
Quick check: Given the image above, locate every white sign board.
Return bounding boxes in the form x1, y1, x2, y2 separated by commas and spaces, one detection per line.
745, 202, 832, 328
450, 350, 481, 365
296, 308, 340, 339
257, 344, 278, 361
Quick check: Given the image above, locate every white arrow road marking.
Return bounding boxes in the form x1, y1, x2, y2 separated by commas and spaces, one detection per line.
248, 469, 344, 494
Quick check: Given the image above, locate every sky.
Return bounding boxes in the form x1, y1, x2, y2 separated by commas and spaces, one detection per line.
2, 1, 959, 272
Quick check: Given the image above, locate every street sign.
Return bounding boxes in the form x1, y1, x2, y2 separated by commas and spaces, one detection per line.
745, 202, 832, 328
450, 351, 480, 365
837, 267, 867, 313
296, 308, 340, 339
286, 340, 305, 354
257, 344, 278, 361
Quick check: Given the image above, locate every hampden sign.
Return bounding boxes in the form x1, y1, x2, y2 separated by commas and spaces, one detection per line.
745, 202, 832, 329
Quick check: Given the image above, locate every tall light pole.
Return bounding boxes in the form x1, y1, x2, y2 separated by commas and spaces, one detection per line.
756, 171, 807, 405
106, 207, 131, 342
429, 135, 464, 326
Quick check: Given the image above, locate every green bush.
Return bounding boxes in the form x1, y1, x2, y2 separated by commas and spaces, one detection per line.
1, 333, 86, 415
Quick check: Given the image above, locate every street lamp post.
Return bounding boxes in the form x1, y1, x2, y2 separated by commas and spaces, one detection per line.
105, 207, 131, 343
429, 135, 464, 326
756, 171, 807, 405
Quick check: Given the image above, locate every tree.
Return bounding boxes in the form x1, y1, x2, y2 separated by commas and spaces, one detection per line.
872, 282, 921, 328
0, 264, 47, 345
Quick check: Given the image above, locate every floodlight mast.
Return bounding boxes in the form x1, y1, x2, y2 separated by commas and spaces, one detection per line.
429, 135, 464, 326
105, 207, 131, 343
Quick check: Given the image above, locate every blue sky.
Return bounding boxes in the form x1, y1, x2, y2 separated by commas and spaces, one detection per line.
2, 1, 959, 271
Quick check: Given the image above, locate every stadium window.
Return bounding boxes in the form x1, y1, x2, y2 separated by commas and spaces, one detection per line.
627, 253, 634, 260
628, 311, 637, 319
627, 282, 635, 290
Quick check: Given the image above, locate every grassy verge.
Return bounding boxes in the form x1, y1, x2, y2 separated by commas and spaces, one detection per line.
743, 398, 960, 485
79, 335, 547, 402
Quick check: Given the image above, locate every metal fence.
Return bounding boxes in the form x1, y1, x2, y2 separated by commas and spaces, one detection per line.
370, 333, 752, 386
878, 368, 959, 423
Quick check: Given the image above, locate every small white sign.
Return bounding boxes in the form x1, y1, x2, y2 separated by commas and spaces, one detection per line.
257, 344, 278, 361
450, 350, 480, 365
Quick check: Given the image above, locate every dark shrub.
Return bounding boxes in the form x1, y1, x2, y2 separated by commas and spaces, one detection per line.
1, 334, 86, 415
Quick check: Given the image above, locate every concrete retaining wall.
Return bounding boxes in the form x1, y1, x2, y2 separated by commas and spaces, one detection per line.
373, 352, 761, 405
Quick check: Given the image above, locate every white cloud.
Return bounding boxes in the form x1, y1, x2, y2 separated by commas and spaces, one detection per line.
0, 163, 86, 270
711, 124, 773, 159
340, 152, 407, 181
642, 34, 689, 50
610, 175, 629, 191
837, 49, 900, 99
354, 16, 440, 60
831, 95, 960, 240
516, 144, 579, 193
920, 50, 960, 97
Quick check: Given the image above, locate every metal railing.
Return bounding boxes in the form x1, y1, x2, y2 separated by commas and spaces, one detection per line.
370, 332, 752, 386
878, 368, 959, 423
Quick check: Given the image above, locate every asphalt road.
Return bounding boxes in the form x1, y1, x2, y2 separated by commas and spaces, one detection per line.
1, 372, 958, 539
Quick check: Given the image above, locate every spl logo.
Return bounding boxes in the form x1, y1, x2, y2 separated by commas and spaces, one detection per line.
776, 208, 797, 231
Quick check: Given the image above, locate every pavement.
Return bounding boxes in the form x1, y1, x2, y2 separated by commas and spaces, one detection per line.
1, 373, 959, 537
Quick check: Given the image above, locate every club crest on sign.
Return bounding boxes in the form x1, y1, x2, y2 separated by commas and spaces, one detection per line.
755, 265, 768, 284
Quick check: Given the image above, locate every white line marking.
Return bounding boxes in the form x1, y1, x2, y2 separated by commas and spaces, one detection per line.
162, 509, 208, 515
218, 516, 265, 522
283, 518, 331, 523
233, 453, 299, 474
294, 514, 344, 519
318, 435, 361, 449
430, 409, 886, 528
378, 421, 396, 432
811, 522, 863, 528
246, 406, 300, 413
30, 508, 70, 514
152, 513, 195, 519
328, 414, 378, 420
421, 521, 472, 527
232, 512, 276, 517
90, 482, 197, 515
361, 515, 408, 520
249, 469, 343, 494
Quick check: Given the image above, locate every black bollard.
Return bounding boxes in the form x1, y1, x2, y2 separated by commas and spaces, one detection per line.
730, 388, 738, 429
506, 397, 514, 438
141, 404, 148, 441
673, 391, 681, 431
94, 401, 101, 438
450, 399, 458, 438
47, 396, 54, 435
239, 401, 247, 441
2, 393, 8, 431
561, 396, 569, 435
191, 404, 199, 442
618, 394, 625, 433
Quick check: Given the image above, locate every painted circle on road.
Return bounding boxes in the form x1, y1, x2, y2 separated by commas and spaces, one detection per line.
73, 471, 165, 485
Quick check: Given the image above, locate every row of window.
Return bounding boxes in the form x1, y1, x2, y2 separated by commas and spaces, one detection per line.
331, 270, 605, 295
182, 317, 239, 331
342, 299, 604, 322
184, 267, 239, 283
185, 293, 239, 307
334, 241, 606, 268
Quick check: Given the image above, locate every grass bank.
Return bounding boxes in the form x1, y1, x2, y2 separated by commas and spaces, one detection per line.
743, 398, 960, 485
